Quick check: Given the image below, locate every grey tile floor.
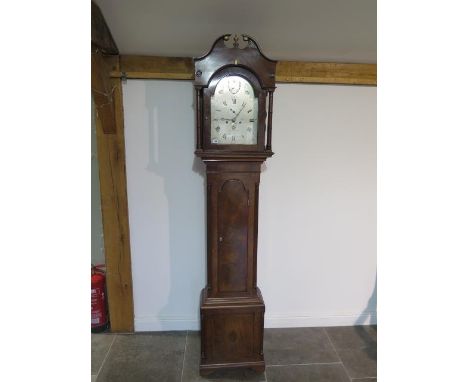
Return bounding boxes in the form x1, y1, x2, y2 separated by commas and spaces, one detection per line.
92, 326, 376, 382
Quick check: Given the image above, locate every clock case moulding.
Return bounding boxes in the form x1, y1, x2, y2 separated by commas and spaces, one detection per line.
193, 34, 277, 375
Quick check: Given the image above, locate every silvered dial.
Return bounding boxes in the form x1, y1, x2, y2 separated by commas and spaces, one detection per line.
210, 75, 258, 145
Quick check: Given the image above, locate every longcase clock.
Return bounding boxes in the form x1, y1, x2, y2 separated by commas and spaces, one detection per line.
193, 34, 277, 375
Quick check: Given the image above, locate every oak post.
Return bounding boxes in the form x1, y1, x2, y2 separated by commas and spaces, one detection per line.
92, 1, 134, 333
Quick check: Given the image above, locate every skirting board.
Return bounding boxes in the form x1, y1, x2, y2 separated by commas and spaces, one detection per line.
134, 311, 377, 332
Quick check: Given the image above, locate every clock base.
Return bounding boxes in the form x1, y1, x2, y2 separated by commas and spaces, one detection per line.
199, 361, 265, 377
199, 287, 266, 375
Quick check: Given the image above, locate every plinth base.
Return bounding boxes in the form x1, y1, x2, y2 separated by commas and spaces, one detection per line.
199, 287, 265, 375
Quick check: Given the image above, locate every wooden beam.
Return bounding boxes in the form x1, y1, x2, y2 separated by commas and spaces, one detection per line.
91, 2, 134, 332
110, 55, 376, 85
93, 56, 135, 332
118, 55, 193, 80
276, 61, 376, 85
91, 1, 118, 54
92, 51, 117, 134
91, 1, 119, 134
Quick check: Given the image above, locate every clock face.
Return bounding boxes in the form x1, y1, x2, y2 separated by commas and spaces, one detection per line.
210, 75, 258, 145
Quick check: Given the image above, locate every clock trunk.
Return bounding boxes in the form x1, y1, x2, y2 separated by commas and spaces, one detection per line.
200, 161, 265, 375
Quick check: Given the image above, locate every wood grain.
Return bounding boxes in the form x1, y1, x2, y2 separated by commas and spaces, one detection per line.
113, 55, 193, 80
110, 55, 376, 85
94, 56, 135, 333
276, 61, 376, 85
91, 51, 117, 134
217, 179, 249, 293
91, 1, 134, 333
91, 1, 118, 54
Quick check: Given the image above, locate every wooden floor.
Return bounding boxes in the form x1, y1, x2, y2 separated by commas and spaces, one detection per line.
92, 325, 377, 382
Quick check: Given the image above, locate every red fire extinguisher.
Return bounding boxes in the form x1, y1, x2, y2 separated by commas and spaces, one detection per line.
91, 264, 108, 332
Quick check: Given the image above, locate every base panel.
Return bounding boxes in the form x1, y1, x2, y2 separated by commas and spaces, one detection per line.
200, 360, 265, 376
199, 287, 265, 374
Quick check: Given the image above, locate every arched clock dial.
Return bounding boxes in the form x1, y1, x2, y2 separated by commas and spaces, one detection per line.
210, 75, 258, 145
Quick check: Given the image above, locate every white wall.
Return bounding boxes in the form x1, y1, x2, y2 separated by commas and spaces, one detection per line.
123, 80, 376, 331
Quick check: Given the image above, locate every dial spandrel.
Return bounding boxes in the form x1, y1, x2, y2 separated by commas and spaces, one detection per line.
210, 76, 258, 145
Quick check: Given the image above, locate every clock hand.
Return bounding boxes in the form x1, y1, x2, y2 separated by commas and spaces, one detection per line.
220, 117, 236, 122
233, 103, 246, 122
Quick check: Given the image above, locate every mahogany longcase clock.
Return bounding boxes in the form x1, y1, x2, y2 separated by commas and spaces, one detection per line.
194, 34, 277, 375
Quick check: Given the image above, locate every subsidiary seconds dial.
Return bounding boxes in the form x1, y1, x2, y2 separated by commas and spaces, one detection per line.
210, 75, 258, 145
